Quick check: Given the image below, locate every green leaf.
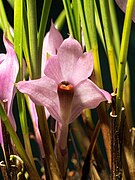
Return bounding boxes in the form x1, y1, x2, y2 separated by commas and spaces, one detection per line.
38, 0, 52, 71
14, 0, 36, 171
77, 0, 91, 51
116, 0, 135, 128
0, 0, 13, 42
54, 9, 66, 31
26, 0, 39, 79
99, 0, 117, 90
0, 102, 40, 179
14, 0, 23, 80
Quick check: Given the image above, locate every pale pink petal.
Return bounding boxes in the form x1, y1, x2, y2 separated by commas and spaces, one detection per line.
71, 52, 94, 85
28, 97, 50, 157
8, 105, 16, 135
69, 79, 111, 123
57, 37, 83, 81
115, 0, 135, 22
0, 37, 18, 144
44, 107, 50, 119
28, 96, 50, 127
41, 22, 63, 76
17, 76, 57, 105
0, 37, 19, 111
44, 55, 63, 84
17, 76, 61, 122
28, 98, 44, 156
28, 97, 38, 127
0, 54, 6, 64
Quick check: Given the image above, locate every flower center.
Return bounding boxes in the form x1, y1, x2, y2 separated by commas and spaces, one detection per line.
58, 81, 74, 92
57, 81, 74, 124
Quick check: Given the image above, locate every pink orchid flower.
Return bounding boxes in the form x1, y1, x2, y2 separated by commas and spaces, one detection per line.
0, 36, 19, 145
17, 37, 111, 126
17, 36, 111, 138
115, 0, 135, 22
17, 36, 111, 173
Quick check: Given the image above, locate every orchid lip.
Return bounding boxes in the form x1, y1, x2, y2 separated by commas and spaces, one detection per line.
57, 81, 74, 124
58, 81, 74, 93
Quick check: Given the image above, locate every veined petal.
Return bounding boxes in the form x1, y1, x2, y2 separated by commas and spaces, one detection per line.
69, 79, 111, 123
57, 37, 83, 81
17, 76, 57, 105
8, 106, 16, 132
44, 55, 63, 84
17, 76, 61, 122
28, 96, 50, 127
0, 37, 18, 145
0, 37, 19, 113
71, 52, 94, 85
74, 79, 111, 107
41, 22, 63, 76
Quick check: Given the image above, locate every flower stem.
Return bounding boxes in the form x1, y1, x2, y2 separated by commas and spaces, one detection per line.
81, 120, 101, 180
109, 0, 120, 61
116, 0, 135, 128
84, 0, 103, 88
80, 0, 111, 168
14, 0, 36, 170
26, 0, 39, 79
0, 0, 13, 42
17, 92, 36, 170
77, 0, 91, 50
94, 1, 106, 52
22, 4, 33, 78
56, 124, 69, 177
99, 0, 117, 90
38, 0, 52, 66
62, 0, 79, 40
36, 105, 62, 180
14, 0, 23, 80
108, 0, 133, 127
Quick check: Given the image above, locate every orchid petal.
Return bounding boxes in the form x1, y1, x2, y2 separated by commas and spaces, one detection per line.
57, 37, 83, 81
7, 109, 16, 140
17, 32, 111, 128
28, 98, 45, 156
44, 55, 63, 84
74, 79, 111, 107
17, 76, 61, 122
0, 54, 6, 64
17, 76, 57, 105
41, 23, 63, 76
28, 97, 50, 157
0, 37, 19, 144
29, 96, 50, 127
0, 37, 19, 111
71, 52, 94, 85
69, 79, 111, 123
